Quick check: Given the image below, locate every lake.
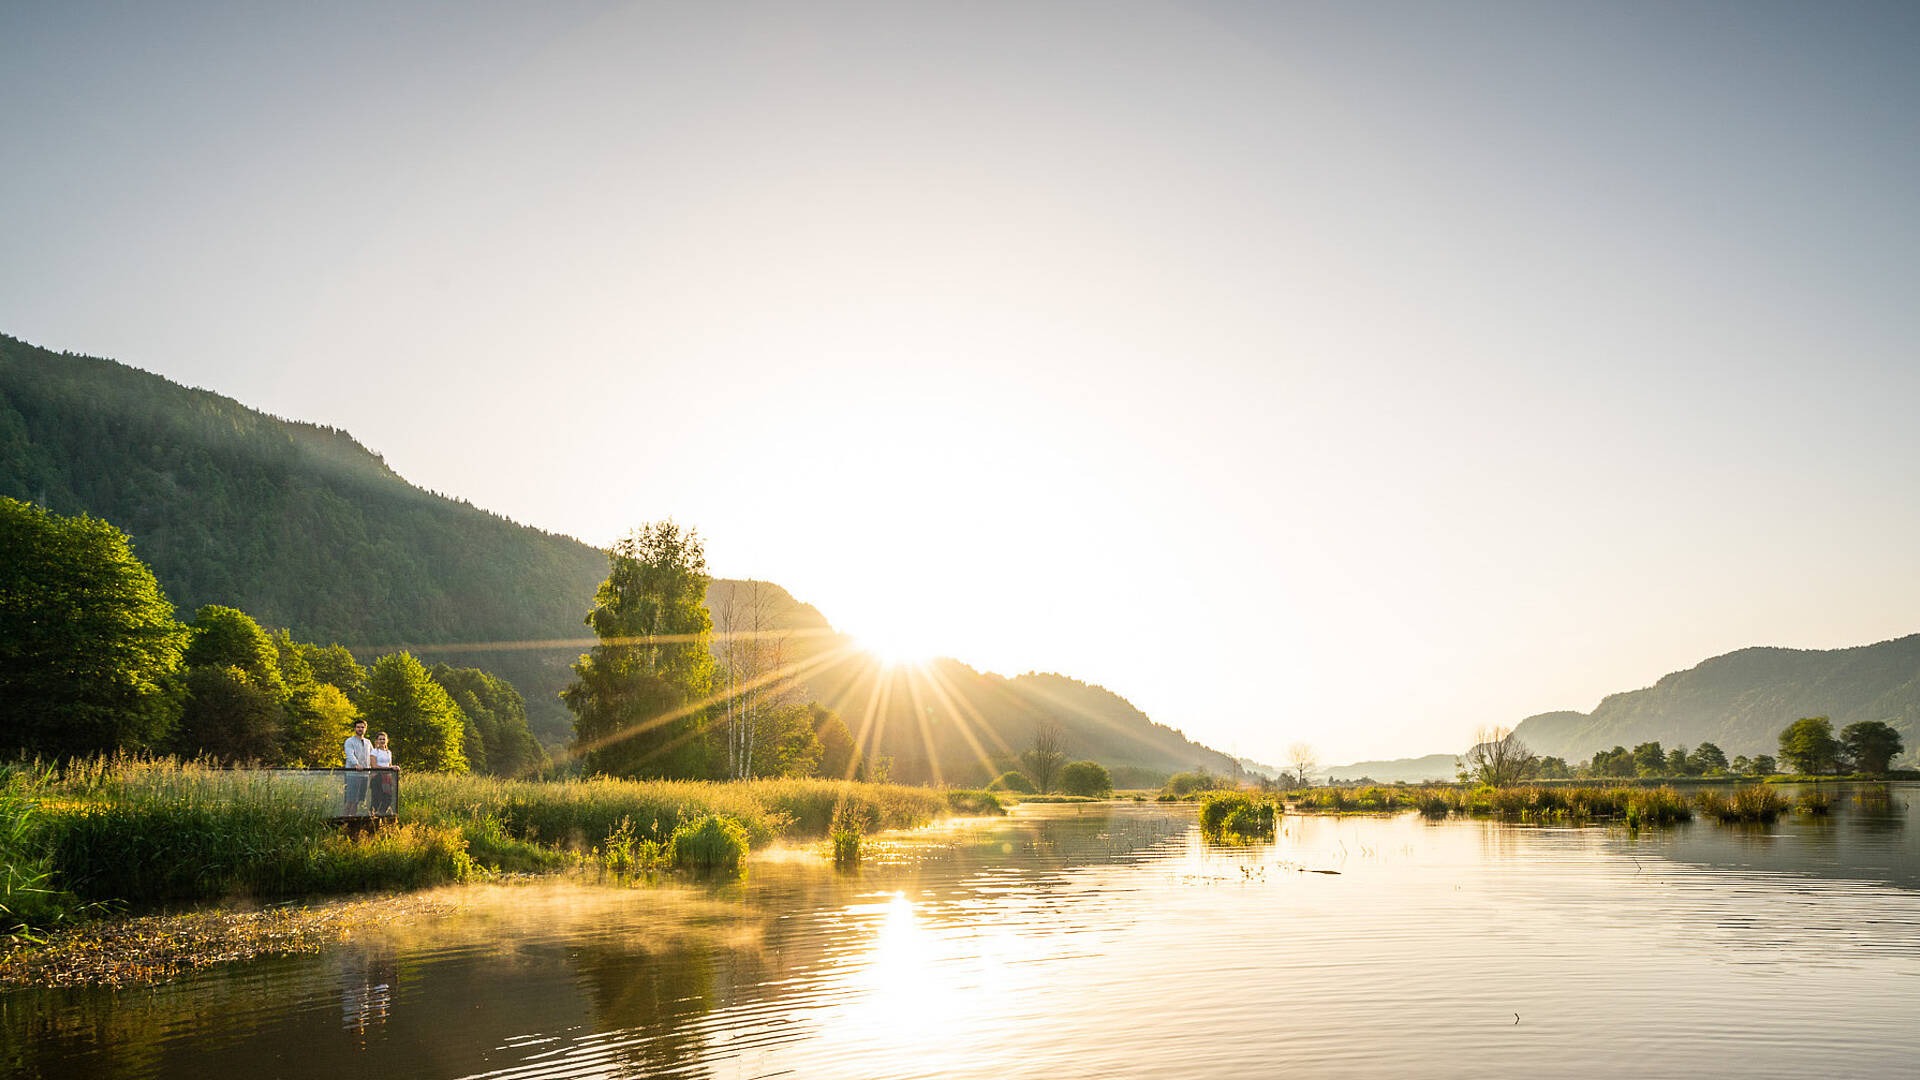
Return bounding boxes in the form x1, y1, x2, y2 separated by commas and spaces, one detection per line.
7, 785, 1918, 1078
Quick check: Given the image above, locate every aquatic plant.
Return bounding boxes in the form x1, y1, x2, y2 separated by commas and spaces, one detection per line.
943, 790, 1005, 816
1796, 787, 1832, 816
671, 815, 749, 873
1695, 785, 1788, 824
831, 805, 862, 866
1199, 792, 1278, 840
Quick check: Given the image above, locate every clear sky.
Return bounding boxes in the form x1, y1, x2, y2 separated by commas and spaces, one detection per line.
5, 2, 1918, 765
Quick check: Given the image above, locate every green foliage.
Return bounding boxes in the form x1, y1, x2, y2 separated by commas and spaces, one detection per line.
1199, 792, 1278, 840
428, 664, 547, 777
1632, 741, 1666, 777
361, 653, 468, 772
1839, 720, 1903, 775
593, 816, 666, 876
1796, 786, 1832, 815
1689, 742, 1729, 774
1778, 717, 1841, 776
0, 497, 188, 756
987, 770, 1036, 794
814, 707, 858, 781
1058, 760, 1113, 798
1163, 771, 1229, 798
281, 683, 358, 768
1693, 785, 1788, 823
831, 804, 862, 866
751, 703, 824, 779
1750, 754, 1777, 776
943, 790, 1005, 815
564, 522, 717, 779
670, 815, 749, 873
1536, 756, 1572, 779
176, 664, 285, 763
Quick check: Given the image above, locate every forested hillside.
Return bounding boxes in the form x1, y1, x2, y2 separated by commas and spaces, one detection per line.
1511, 637, 1920, 760
2, 334, 1240, 779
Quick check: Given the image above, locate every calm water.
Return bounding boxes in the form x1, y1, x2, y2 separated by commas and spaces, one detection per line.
7, 786, 1919, 1079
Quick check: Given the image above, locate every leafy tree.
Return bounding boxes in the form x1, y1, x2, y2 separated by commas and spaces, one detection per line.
1590, 746, 1636, 778
1536, 756, 1572, 779
1778, 717, 1841, 775
813, 706, 858, 780
1631, 741, 1666, 777
0, 498, 188, 756
283, 682, 358, 767
1059, 760, 1113, 797
361, 652, 468, 772
1465, 726, 1537, 787
173, 605, 289, 761
1750, 753, 1777, 776
1730, 754, 1752, 775
1689, 742, 1729, 775
1021, 722, 1068, 794
988, 770, 1036, 793
429, 663, 546, 777
750, 702, 824, 778
563, 522, 717, 779
294, 641, 366, 698
1840, 720, 1903, 775
1665, 746, 1692, 776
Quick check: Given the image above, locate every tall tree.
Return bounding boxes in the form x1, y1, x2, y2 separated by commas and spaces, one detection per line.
1778, 717, 1841, 775
1839, 720, 1903, 775
1021, 722, 1068, 794
814, 705, 858, 780
0, 498, 188, 756
1688, 742, 1729, 775
174, 605, 288, 762
1465, 726, 1537, 787
563, 522, 718, 779
1287, 742, 1320, 787
360, 652, 469, 772
430, 663, 547, 777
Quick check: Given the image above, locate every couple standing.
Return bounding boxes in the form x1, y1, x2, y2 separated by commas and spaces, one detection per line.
343, 718, 399, 816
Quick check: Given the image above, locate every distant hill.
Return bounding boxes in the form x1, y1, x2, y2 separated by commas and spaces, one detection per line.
1512, 636, 1920, 761
0, 333, 1240, 781
1325, 754, 1458, 784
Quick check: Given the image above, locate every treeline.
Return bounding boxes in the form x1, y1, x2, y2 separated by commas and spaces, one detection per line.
0, 333, 607, 740
1, 497, 544, 774
1465, 717, 1905, 786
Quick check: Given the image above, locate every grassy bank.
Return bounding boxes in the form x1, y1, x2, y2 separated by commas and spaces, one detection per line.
2, 758, 953, 934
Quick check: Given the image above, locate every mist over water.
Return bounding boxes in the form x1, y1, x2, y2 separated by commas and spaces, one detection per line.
9, 790, 1920, 1079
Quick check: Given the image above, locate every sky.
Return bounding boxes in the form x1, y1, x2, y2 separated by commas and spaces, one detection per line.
4, 1, 1918, 766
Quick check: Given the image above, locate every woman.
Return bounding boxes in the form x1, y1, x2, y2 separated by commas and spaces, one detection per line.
370, 732, 398, 815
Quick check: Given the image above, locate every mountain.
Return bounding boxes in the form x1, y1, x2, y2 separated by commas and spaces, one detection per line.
1511, 636, 1920, 762
1, 333, 1238, 782
1325, 754, 1459, 784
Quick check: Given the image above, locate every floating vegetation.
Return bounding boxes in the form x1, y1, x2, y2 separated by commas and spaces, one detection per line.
0, 893, 455, 990
1199, 792, 1278, 841
1796, 787, 1832, 816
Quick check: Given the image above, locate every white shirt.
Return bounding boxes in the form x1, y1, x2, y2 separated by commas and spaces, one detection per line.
344, 735, 372, 769
371, 747, 392, 768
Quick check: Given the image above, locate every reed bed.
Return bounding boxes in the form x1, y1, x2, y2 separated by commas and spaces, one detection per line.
1199, 792, 1279, 840
1, 758, 953, 930
1693, 785, 1789, 824
1287, 783, 1696, 825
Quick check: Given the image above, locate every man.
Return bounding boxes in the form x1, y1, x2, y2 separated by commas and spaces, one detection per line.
343, 718, 373, 815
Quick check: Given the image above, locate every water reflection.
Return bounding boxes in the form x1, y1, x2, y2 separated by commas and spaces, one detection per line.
6, 788, 1920, 1079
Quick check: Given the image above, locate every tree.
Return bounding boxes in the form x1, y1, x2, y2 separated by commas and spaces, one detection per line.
1730, 754, 1752, 775
1059, 760, 1113, 797
1689, 742, 1729, 775
1465, 726, 1537, 787
563, 522, 717, 779
1778, 717, 1841, 775
360, 652, 468, 772
813, 706, 858, 780
1286, 742, 1320, 788
1537, 756, 1572, 779
988, 770, 1036, 793
174, 605, 287, 761
1590, 746, 1636, 778
1665, 746, 1692, 777
1840, 720, 1903, 775
0, 498, 188, 756
712, 579, 801, 779
1750, 753, 1777, 776
749, 702, 824, 778
1021, 722, 1068, 794
1631, 741, 1666, 778
430, 663, 546, 777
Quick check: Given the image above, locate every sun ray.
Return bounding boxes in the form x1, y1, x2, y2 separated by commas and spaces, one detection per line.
918, 663, 1008, 785
902, 663, 945, 788
560, 638, 864, 765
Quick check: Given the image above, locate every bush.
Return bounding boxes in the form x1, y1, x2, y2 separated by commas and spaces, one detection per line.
1058, 761, 1113, 798
671, 815, 749, 873
987, 771, 1036, 794
944, 790, 1005, 815
1199, 792, 1277, 840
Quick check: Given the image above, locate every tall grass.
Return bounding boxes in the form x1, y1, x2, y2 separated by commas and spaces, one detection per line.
1, 758, 954, 924
1694, 785, 1788, 824
1199, 792, 1278, 840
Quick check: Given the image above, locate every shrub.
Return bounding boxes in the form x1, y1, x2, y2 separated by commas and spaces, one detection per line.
987, 771, 1035, 794
1199, 792, 1277, 840
1058, 761, 1113, 798
671, 815, 749, 873
944, 790, 1005, 815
